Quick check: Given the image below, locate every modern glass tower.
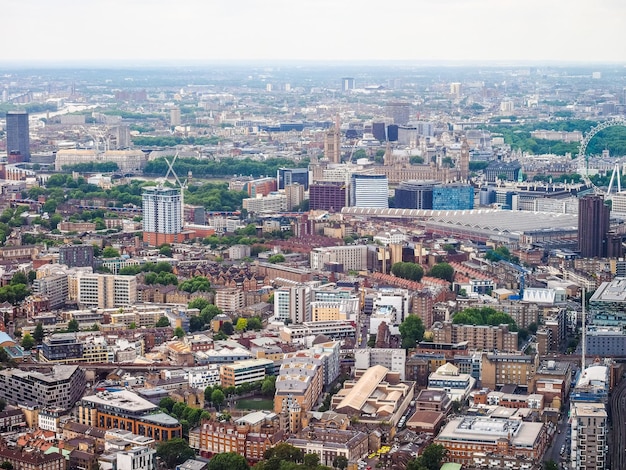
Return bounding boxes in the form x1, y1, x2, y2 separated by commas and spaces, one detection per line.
6, 111, 30, 161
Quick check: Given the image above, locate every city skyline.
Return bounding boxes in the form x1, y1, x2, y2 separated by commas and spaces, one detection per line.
2, 0, 625, 65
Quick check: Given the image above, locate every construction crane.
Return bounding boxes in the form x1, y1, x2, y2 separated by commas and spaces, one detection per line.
161, 151, 187, 228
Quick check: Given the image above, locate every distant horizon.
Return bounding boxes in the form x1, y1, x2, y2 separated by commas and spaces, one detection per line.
0, 59, 625, 70
3, 1, 625, 65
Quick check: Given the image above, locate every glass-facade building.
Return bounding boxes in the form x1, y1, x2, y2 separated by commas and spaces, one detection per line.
432, 184, 474, 210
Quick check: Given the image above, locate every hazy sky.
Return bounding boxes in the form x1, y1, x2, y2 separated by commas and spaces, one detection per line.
3, 0, 625, 64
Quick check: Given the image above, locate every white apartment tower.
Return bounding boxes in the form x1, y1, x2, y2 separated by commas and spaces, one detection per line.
142, 187, 182, 246
274, 285, 311, 324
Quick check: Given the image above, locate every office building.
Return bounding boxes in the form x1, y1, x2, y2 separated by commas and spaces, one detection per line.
394, 181, 435, 209
590, 277, 626, 327
59, 244, 94, 268
372, 122, 386, 142
432, 184, 474, 210
170, 107, 181, 126
242, 193, 287, 213
55, 149, 146, 173
481, 353, 539, 390
310, 245, 368, 272
198, 411, 282, 462
578, 195, 610, 258
386, 102, 411, 126
219, 359, 275, 388
277, 167, 309, 190
0, 365, 86, 411
341, 77, 355, 91
435, 417, 547, 468
351, 174, 388, 208
427, 363, 475, 402
431, 322, 518, 353
354, 348, 406, 379
33, 273, 68, 310
331, 366, 413, 426
142, 187, 183, 246
285, 183, 305, 210
286, 428, 368, 468
75, 273, 137, 308
309, 182, 346, 212
6, 111, 30, 161
274, 285, 311, 324
77, 390, 182, 441
570, 403, 607, 470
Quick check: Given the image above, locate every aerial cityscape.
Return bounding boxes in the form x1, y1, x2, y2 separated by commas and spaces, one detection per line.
0, 2, 625, 470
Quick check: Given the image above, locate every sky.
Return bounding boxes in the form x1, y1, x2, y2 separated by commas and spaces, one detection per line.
3, 0, 625, 65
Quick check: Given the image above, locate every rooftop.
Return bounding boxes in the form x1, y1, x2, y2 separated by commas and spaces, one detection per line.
81, 390, 157, 413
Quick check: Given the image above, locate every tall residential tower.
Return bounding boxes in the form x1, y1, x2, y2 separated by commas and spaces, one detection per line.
142, 187, 182, 246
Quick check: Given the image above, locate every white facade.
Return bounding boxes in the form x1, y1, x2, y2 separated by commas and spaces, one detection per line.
242, 194, 287, 213
310, 245, 368, 272
116, 446, 156, 470
350, 174, 388, 208
354, 348, 406, 380
142, 187, 182, 235
274, 285, 311, 324
187, 366, 221, 389
375, 289, 410, 323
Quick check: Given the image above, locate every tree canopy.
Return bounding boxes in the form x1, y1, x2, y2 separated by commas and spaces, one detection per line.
406, 444, 447, 470
399, 315, 425, 349
452, 307, 518, 331
428, 262, 455, 282
155, 438, 195, 468
391, 262, 424, 282
207, 452, 250, 470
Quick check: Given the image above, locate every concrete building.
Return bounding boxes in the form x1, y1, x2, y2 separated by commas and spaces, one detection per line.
142, 186, 183, 246
570, 402, 607, 470
310, 245, 367, 272
274, 353, 324, 417
431, 321, 518, 353
77, 390, 181, 441
481, 353, 539, 391
75, 273, 137, 308
198, 411, 282, 462
59, 244, 94, 268
219, 359, 274, 388
0, 365, 86, 410
350, 174, 388, 208
279, 321, 356, 343
243, 193, 288, 213
115, 446, 156, 470
427, 363, 475, 403
55, 149, 146, 173
274, 284, 311, 324
332, 365, 414, 426
6, 111, 30, 161
33, 273, 68, 310
435, 416, 547, 469
214, 288, 244, 315
286, 427, 368, 468
354, 348, 406, 380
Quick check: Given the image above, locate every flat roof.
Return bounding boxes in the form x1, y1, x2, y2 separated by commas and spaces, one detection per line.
438, 417, 544, 448
82, 390, 157, 413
